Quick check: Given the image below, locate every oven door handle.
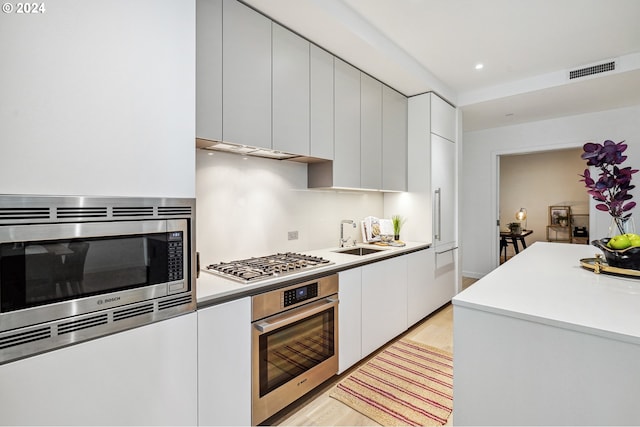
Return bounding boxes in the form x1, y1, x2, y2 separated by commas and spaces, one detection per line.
253, 296, 338, 334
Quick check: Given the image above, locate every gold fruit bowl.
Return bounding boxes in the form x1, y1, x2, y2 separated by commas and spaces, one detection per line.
592, 238, 640, 270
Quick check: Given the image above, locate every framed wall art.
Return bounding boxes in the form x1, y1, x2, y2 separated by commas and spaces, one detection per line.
549, 206, 571, 226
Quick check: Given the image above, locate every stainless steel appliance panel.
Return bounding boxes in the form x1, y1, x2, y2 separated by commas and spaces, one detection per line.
0, 195, 195, 365
251, 274, 338, 425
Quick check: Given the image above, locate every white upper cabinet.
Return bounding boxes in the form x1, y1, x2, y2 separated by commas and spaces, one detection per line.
333, 59, 361, 188
310, 61, 408, 191
222, 0, 272, 148
382, 86, 408, 192
310, 45, 334, 160
196, 0, 409, 191
360, 73, 383, 190
196, 0, 222, 143
430, 94, 456, 142
3, 0, 195, 197
272, 23, 310, 155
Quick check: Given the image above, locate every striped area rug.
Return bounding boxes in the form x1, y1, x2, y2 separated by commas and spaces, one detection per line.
330, 339, 453, 426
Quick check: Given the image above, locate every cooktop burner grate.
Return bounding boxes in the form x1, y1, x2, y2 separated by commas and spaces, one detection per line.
205, 252, 333, 283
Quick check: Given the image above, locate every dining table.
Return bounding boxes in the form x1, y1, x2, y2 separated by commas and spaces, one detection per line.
500, 229, 533, 254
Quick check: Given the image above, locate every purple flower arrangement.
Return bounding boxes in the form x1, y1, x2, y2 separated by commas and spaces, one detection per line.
579, 139, 637, 219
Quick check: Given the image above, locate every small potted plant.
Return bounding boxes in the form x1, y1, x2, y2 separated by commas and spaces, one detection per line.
391, 215, 406, 240
508, 222, 522, 234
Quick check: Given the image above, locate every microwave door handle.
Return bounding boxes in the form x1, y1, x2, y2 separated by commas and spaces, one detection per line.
196, 251, 200, 279
253, 297, 338, 334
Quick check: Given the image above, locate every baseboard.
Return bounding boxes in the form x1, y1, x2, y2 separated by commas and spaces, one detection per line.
462, 271, 484, 279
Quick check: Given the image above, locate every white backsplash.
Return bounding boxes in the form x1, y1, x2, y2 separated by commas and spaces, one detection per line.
196, 150, 384, 263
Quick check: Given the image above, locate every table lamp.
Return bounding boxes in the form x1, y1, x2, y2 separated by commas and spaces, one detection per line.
515, 208, 527, 230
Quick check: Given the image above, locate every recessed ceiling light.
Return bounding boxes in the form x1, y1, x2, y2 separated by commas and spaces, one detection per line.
475, 63, 484, 70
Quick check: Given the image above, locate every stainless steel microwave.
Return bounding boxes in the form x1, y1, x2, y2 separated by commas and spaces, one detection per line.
0, 195, 196, 364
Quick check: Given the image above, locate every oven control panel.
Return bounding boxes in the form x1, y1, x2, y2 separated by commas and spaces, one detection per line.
283, 282, 318, 307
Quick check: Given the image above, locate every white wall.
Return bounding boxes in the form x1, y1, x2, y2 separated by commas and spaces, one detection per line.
462, 104, 640, 278
196, 150, 384, 263
0, 0, 195, 198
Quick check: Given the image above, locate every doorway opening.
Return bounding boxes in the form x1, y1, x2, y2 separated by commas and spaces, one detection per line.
496, 146, 588, 265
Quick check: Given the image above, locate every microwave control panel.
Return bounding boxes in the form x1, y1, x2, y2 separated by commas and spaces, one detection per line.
167, 231, 184, 281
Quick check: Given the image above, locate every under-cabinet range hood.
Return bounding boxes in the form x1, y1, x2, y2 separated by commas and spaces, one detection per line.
196, 138, 328, 163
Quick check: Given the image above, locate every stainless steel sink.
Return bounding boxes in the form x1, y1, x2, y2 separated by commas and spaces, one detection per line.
333, 247, 385, 256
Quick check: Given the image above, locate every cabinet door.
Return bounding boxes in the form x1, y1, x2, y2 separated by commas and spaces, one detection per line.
360, 73, 382, 190
222, 0, 271, 148
334, 59, 361, 188
382, 85, 408, 191
338, 267, 362, 374
430, 94, 456, 142
432, 133, 456, 248
0, 314, 197, 425
272, 23, 310, 155
361, 256, 408, 357
407, 249, 436, 326
198, 298, 251, 426
196, 0, 222, 142
310, 45, 334, 160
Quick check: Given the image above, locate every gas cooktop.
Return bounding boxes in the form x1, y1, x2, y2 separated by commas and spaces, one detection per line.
205, 252, 333, 283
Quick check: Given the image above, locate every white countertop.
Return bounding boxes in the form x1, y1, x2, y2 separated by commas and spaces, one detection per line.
196, 241, 430, 307
453, 241, 640, 344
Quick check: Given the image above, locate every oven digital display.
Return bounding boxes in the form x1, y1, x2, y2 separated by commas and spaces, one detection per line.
283, 283, 318, 307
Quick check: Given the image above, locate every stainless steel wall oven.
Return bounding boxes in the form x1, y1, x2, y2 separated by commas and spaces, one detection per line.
0, 195, 196, 364
251, 274, 338, 425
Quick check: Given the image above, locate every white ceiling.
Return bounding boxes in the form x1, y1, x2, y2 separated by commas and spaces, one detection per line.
242, 0, 640, 131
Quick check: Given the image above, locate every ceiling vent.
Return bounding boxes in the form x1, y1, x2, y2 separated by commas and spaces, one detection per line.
568, 60, 616, 80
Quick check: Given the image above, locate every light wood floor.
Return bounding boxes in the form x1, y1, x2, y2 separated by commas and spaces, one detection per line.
268, 277, 477, 426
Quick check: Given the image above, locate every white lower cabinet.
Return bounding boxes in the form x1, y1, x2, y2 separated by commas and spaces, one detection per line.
338, 267, 362, 373
407, 248, 437, 326
198, 297, 251, 426
361, 256, 408, 357
0, 314, 198, 426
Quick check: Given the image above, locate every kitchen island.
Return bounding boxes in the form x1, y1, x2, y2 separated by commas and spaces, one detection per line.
452, 241, 640, 425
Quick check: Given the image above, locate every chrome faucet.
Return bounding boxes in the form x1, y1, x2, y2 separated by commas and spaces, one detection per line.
340, 219, 356, 247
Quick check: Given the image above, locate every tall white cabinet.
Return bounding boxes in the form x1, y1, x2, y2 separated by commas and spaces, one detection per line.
429, 95, 458, 304
384, 92, 459, 308
1, 2, 197, 425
